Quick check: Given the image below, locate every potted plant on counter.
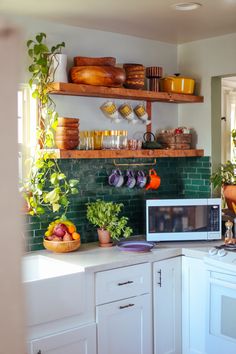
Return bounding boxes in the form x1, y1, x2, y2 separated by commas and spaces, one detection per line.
211, 160, 236, 212
86, 199, 133, 247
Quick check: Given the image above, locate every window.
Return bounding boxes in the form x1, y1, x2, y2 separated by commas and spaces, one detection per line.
18, 84, 37, 181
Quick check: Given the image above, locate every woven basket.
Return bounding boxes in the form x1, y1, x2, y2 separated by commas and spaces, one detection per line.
156, 133, 192, 149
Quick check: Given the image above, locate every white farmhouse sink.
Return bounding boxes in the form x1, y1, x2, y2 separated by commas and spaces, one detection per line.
22, 254, 83, 282
22, 254, 87, 327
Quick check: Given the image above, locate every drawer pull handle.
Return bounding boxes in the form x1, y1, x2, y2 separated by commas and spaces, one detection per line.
119, 303, 135, 309
117, 280, 134, 286
157, 269, 162, 287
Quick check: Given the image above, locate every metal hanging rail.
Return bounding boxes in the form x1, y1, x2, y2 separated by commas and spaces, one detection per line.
113, 158, 157, 167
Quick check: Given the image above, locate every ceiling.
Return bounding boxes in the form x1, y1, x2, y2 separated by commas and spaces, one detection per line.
1, 0, 236, 44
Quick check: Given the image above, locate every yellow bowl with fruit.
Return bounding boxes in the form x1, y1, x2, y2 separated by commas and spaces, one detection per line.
44, 219, 81, 253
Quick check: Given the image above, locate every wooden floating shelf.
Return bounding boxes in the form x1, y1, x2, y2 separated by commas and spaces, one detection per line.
50, 149, 204, 159
48, 82, 204, 103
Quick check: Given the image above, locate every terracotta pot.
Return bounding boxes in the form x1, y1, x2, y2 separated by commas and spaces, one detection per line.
223, 185, 236, 213
97, 228, 113, 247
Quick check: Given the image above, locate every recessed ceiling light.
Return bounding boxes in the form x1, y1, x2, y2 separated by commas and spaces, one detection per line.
173, 2, 202, 11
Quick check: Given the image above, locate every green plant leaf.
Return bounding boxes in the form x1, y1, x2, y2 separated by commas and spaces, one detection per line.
36, 206, 45, 214
71, 188, 79, 195
50, 172, 58, 185
32, 89, 39, 99
44, 188, 60, 203
27, 39, 34, 47
36, 33, 44, 43
52, 203, 60, 212
69, 179, 79, 187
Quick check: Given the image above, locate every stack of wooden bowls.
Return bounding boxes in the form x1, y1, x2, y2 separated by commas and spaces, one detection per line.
146, 66, 163, 92
123, 63, 145, 90
55, 117, 79, 150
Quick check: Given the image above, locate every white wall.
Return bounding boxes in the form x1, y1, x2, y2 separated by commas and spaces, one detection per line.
11, 16, 179, 137
178, 33, 236, 156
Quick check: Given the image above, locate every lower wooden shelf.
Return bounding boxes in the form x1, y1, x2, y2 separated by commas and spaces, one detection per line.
51, 149, 204, 159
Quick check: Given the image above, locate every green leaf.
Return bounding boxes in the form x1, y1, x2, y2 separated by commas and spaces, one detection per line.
27, 39, 34, 47
58, 173, 66, 180
52, 203, 60, 212
36, 33, 43, 43
69, 179, 79, 187
37, 57, 47, 66
36, 206, 45, 214
32, 89, 39, 99
71, 188, 79, 195
60, 195, 68, 206
28, 49, 34, 58
44, 188, 60, 203
50, 172, 58, 184
35, 159, 45, 169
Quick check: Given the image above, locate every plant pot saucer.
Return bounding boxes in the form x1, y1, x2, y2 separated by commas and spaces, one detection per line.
99, 242, 113, 248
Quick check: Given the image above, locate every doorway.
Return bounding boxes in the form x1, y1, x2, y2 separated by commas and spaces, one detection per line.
211, 75, 236, 172
221, 77, 236, 164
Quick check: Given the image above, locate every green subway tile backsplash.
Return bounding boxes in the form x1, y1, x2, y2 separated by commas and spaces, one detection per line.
24, 156, 211, 251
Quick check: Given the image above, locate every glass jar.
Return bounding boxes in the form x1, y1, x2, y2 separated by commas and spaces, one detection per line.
118, 130, 128, 149
93, 130, 103, 150
79, 131, 94, 150
111, 130, 119, 149
102, 130, 111, 149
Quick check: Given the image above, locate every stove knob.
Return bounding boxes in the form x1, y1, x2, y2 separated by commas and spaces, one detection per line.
217, 249, 227, 257
208, 247, 218, 256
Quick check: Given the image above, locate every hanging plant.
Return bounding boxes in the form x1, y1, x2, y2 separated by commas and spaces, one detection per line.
21, 32, 79, 217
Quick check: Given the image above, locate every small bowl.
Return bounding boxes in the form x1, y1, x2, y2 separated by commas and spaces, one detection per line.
43, 238, 81, 253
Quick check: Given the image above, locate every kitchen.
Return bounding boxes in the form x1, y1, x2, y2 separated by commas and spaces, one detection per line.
1, 1, 236, 354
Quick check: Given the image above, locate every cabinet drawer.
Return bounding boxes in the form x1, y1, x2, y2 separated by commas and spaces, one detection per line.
95, 263, 151, 305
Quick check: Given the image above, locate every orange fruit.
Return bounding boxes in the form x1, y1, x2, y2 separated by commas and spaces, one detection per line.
68, 225, 76, 234
72, 232, 80, 240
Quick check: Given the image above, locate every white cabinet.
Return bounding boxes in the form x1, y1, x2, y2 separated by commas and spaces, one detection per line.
153, 256, 182, 354
97, 294, 152, 354
96, 263, 152, 354
26, 271, 96, 354
182, 256, 207, 354
28, 323, 96, 354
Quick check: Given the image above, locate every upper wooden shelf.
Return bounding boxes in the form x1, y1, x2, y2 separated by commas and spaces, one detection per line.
48, 82, 204, 103
51, 149, 204, 159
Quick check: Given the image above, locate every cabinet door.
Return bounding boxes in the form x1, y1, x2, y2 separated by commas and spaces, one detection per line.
153, 257, 182, 354
29, 323, 96, 354
182, 257, 206, 354
97, 293, 152, 354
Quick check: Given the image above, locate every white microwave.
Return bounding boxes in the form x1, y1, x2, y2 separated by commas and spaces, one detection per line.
146, 198, 222, 242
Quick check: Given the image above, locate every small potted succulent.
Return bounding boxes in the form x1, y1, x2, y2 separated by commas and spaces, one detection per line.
86, 199, 133, 247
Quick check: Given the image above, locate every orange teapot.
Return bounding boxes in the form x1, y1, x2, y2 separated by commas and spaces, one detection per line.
145, 169, 161, 190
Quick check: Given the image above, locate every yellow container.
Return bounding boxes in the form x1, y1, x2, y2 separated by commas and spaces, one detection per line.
159, 75, 195, 95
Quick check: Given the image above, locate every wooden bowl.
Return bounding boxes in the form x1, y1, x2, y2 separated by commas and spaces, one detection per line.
70, 66, 126, 87
43, 238, 81, 253
55, 139, 79, 150
74, 56, 116, 67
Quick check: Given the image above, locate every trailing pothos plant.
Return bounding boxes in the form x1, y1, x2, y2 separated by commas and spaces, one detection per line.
21, 32, 79, 216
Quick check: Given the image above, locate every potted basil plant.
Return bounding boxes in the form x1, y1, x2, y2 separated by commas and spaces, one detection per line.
86, 199, 133, 246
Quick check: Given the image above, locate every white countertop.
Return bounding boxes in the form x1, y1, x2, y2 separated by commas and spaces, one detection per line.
24, 240, 223, 273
